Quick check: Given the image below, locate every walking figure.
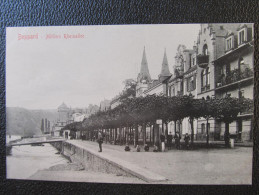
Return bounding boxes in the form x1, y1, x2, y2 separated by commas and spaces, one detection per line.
184, 133, 190, 149
174, 132, 181, 150
97, 131, 103, 152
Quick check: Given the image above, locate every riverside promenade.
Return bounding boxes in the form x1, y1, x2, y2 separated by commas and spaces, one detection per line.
66, 140, 252, 184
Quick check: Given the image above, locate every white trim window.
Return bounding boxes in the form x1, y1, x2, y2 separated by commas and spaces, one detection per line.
238, 28, 247, 46
225, 36, 234, 51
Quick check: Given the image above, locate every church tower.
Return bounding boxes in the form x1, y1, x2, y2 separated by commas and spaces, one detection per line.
58, 102, 69, 124
159, 49, 172, 96
136, 47, 152, 97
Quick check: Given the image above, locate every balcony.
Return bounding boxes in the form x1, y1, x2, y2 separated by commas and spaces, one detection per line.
197, 54, 209, 68
177, 91, 183, 96
216, 67, 253, 87
201, 84, 210, 93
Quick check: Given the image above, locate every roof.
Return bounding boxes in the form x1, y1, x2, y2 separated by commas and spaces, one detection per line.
137, 47, 152, 82
58, 102, 69, 110
160, 49, 171, 77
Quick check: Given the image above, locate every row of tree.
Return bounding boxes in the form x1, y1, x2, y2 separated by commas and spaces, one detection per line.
64, 94, 253, 147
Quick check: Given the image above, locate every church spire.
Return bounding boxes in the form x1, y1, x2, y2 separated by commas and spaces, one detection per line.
159, 49, 172, 82
137, 47, 152, 82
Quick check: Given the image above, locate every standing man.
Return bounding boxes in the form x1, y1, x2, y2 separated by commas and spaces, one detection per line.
97, 131, 103, 152
167, 132, 173, 150
160, 133, 165, 152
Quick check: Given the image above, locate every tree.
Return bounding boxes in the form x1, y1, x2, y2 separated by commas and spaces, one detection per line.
184, 95, 204, 145
200, 96, 218, 147
215, 97, 253, 147
120, 79, 137, 100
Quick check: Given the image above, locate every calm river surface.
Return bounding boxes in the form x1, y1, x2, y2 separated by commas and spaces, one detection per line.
6, 136, 69, 179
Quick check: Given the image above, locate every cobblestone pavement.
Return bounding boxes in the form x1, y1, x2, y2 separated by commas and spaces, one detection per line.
69, 140, 252, 184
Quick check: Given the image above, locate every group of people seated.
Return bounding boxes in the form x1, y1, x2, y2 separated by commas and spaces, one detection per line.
124, 132, 191, 152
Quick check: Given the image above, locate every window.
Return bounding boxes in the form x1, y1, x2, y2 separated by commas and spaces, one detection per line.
201, 70, 206, 87
238, 90, 244, 98
170, 86, 175, 97
192, 56, 196, 66
187, 76, 196, 92
226, 36, 233, 51
203, 44, 208, 55
207, 67, 210, 88
201, 67, 210, 91
238, 28, 247, 45
201, 123, 205, 134
226, 63, 230, 76
207, 123, 210, 134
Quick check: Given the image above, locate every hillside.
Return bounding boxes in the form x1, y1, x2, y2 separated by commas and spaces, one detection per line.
6, 107, 59, 136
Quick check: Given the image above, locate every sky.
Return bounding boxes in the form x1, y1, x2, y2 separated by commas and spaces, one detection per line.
6, 24, 200, 110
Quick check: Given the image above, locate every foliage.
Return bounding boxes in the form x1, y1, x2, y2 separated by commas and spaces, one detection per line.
77, 95, 253, 143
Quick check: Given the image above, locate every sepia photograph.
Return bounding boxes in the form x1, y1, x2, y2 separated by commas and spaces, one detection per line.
6, 23, 254, 184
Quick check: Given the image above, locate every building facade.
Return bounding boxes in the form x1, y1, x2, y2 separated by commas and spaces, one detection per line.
135, 23, 254, 142
213, 23, 254, 141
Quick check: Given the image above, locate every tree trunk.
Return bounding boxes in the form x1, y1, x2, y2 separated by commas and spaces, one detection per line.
119, 126, 122, 145
154, 124, 159, 147
206, 118, 209, 148
134, 124, 138, 147
115, 128, 117, 145
143, 123, 146, 146
190, 118, 194, 145
126, 126, 129, 145
152, 124, 155, 145
165, 122, 168, 140
225, 122, 230, 147
174, 121, 177, 135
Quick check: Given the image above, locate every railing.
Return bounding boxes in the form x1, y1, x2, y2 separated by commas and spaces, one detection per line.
201, 84, 210, 92
217, 67, 253, 87
197, 54, 209, 68
177, 91, 183, 96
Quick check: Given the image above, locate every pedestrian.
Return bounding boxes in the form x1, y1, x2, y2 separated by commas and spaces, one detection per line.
153, 144, 158, 152
124, 144, 130, 151
174, 132, 181, 150
160, 133, 165, 152
97, 131, 103, 152
144, 144, 149, 152
184, 133, 190, 149
167, 132, 173, 150
136, 145, 140, 152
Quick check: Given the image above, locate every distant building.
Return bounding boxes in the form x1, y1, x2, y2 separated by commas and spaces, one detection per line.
52, 102, 70, 136
99, 99, 111, 111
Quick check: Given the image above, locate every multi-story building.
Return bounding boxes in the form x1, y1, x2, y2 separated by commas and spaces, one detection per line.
195, 23, 254, 141
213, 23, 254, 141
168, 44, 197, 136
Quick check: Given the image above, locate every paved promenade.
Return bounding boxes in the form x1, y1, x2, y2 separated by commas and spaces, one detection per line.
67, 140, 252, 184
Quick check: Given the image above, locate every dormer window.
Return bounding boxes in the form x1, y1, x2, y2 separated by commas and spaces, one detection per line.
238, 27, 247, 46
225, 36, 234, 51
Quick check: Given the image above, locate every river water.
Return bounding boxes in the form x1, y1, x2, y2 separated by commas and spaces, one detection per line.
6, 136, 69, 179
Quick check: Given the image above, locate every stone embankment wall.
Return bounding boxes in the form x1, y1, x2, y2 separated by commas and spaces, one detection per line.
53, 141, 135, 178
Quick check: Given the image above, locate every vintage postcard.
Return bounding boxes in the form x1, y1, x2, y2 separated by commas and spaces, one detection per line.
6, 24, 254, 184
